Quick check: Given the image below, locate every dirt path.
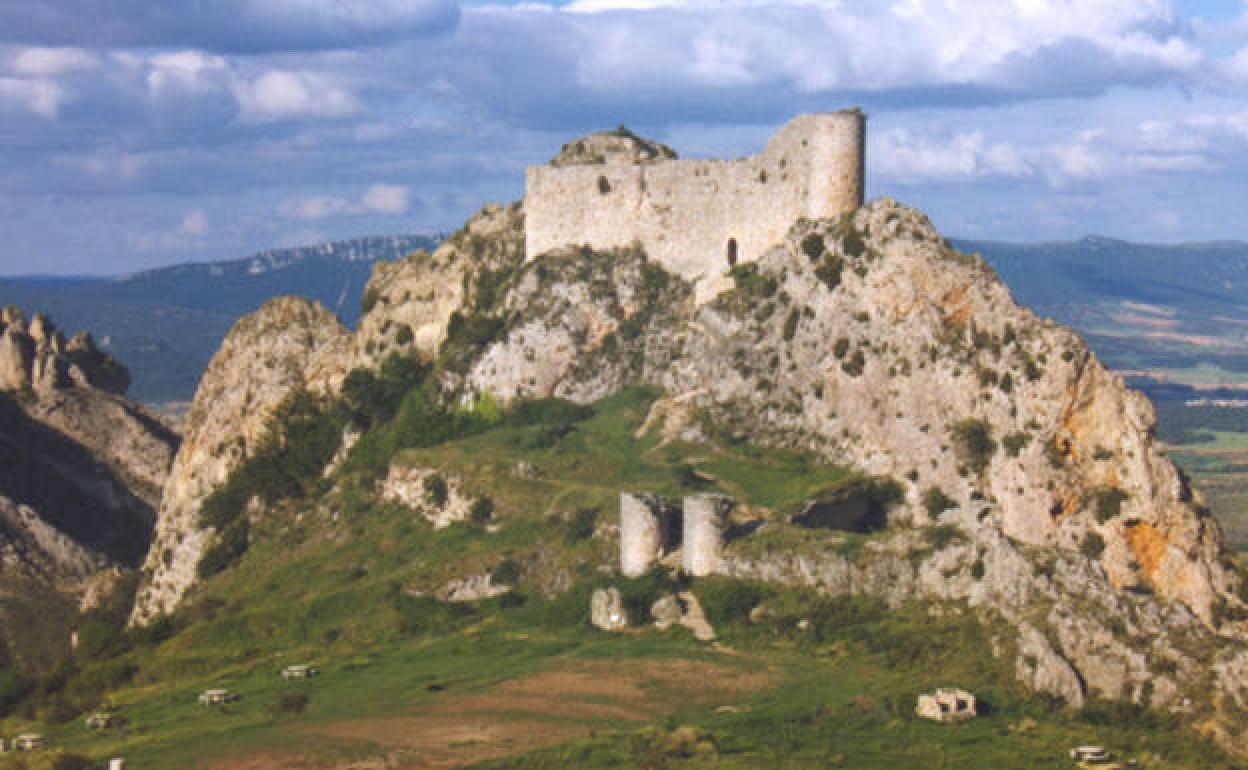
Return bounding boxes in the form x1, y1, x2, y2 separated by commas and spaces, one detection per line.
206, 656, 776, 770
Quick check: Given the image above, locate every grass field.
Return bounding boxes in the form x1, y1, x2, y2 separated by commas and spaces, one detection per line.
0, 387, 1240, 769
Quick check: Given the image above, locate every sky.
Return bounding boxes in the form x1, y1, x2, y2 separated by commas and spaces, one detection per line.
3, 0, 1248, 275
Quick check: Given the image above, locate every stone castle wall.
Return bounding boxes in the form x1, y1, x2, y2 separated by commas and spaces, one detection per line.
524, 111, 865, 300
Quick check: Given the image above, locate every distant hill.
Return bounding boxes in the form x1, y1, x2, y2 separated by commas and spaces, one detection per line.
0, 235, 438, 404
956, 236, 1248, 386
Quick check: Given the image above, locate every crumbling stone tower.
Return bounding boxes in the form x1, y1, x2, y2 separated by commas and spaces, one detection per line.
524, 110, 866, 302
682, 494, 734, 577
619, 492, 666, 577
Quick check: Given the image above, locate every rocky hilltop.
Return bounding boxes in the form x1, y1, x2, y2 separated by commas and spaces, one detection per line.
128, 137, 1248, 748
0, 306, 178, 666
131, 297, 352, 623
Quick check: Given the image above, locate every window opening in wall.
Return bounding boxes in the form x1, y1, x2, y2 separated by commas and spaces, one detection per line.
726, 238, 738, 266
597, 175, 611, 194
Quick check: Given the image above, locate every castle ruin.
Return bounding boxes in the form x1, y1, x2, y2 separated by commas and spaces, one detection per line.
525, 110, 866, 301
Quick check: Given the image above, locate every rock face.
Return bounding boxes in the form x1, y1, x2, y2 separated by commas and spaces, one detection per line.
130, 298, 351, 624
353, 203, 524, 369
379, 465, 475, 529
591, 587, 629, 631
451, 194, 1248, 732
0, 307, 178, 667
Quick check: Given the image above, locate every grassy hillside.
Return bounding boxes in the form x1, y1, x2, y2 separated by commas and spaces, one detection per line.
0, 386, 1237, 769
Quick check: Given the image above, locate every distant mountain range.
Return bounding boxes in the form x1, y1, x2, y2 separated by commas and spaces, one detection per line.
0, 235, 438, 404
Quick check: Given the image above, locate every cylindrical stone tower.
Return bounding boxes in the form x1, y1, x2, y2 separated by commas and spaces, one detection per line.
620, 492, 664, 577
682, 494, 734, 577
807, 108, 866, 220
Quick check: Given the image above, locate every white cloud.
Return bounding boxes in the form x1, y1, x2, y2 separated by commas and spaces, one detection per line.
0, 76, 64, 118
10, 46, 98, 76
146, 51, 229, 97
280, 195, 352, 219
533, 0, 1200, 97
873, 129, 1034, 183
180, 209, 209, 235
1049, 131, 1109, 181
361, 183, 410, 214
233, 70, 359, 122
280, 184, 410, 219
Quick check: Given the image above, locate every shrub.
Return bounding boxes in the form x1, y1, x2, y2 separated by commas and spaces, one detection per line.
275, 693, 310, 715
470, 496, 495, 524
800, 234, 825, 260
1002, 431, 1031, 457
1093, 487, 1128, 524
841, 349, 865, 377
833, 337, 850, 359
441, 311, 506, 373
728, 264, 778, 298
565, 507, 599, 543
360, 287, 380, 315
951, 418, 997, 473
782, 308, 800, 341
52, 754, 97, 770
923, 487, 957, 517
924, 524, 966, 550
842, 227, 866, 258
696, 579, 767, 629
394, 324, 413, 345
423, 474, 449, 507
1081, 531, 1106, 559
815, 255, 844, 291
492, 558, 522, 585
616, 567, 676, 625
197, 519, 249, 578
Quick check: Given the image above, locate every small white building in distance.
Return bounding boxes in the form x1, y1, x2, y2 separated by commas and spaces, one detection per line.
198, 688, 239, 705
282, 664, 319, 680
12, 733, 47, 751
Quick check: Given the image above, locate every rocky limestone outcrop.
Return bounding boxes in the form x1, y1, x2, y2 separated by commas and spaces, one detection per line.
0, 307, 177, 666
379, 465, 475, 529
468, 199, 1237, 626
353, 202, 524, 369
549, 129, 677, 167
131, 298, 351, 624
447, 195, 1248, 737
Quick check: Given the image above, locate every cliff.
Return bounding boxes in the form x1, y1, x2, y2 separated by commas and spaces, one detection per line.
130, 297, 352, 624
0, 306, 178, 666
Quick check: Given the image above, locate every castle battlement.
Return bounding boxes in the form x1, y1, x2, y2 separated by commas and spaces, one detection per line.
524, 110, 866, 301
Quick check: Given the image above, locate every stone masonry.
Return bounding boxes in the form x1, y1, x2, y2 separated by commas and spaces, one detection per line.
682, 494, 733, 577
525, 111, 866, 303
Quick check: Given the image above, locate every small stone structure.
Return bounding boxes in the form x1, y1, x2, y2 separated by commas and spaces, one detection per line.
620, 492, 668, 577
85, 712, 114, 729
12, 733, 46, 751
915, 688, 977, 722
525, 111, 866, 302
652, 592, 716, 641
682, 495, 734, 577
198, 688, 239, 705
281, 664, 319, 680
1070, 746, 1113, 765
591, 587, 629, 631
618, 492, 735, 577
109, 759, 127, 770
